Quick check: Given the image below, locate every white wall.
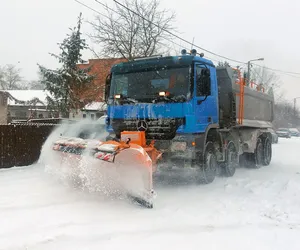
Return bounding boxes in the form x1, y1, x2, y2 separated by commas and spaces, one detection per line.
70, 109, 106, 120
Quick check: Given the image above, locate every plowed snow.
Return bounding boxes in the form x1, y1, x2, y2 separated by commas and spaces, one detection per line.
1, 138, 300, 249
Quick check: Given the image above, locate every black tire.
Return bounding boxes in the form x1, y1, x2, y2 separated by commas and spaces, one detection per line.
262, 137, 272, 166
272, 135, 278, 144
244, 138, 264, 169
199, 141, 217, 184
222, 141, 238, 177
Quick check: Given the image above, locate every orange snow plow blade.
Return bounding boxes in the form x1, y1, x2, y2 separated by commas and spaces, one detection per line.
52, 131, 162, 208
94, 131, 162, 207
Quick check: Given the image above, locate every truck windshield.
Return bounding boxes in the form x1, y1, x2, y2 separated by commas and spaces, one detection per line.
109, 67, 190, 103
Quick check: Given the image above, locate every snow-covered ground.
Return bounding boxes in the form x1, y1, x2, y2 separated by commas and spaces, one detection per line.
1, 137, 300, 250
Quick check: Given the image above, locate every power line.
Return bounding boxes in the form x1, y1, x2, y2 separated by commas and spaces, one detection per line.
76, 0, 194, 61
109, 0, 246, 65
110, 0, 300, 76
76, 0, 196, 58
95, 0, 244, 64
252, 62, 300, 76
74, 0, 104, 16
75, 0, 300, 76
95, 0, 252, 67
93, 0, 195, 57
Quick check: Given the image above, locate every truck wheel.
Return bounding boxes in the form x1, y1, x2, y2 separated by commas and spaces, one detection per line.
263, 137, 272, 166
222, 141, 238, 177
245, 138, 264, 169
255, 138, 264, 168
199, 141, 217, 184
248, 138, 264, 168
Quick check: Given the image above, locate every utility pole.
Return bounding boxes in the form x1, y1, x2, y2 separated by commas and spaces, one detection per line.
246, 58, 264, 86
293, 97, 300, 126
294, 98, 296, 118
190, 37, 195, 50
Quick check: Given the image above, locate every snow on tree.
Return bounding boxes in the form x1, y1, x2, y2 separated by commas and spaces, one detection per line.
88, 0, 176, 60
38, 13, 95, 118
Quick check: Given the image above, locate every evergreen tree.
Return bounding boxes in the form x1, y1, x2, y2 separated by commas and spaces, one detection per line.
38, 13, 94, 118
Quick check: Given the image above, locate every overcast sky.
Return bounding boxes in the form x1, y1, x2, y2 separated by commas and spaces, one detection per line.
1, 0, 300, 103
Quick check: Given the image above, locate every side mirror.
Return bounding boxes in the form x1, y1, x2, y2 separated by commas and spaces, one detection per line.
104, 73, 111, 102
201, 68, 210, 77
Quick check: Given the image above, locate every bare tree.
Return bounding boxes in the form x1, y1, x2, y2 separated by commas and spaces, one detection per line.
88, 0, 176, 60
26, 80, 44, 90
26, 71, 46, 90
273, 100, 298, 128
217, 61, 231, 67
250, 66, 283, 99
247, 66, 300, 127
0, 64, 23, 90
0, 67, 5, 89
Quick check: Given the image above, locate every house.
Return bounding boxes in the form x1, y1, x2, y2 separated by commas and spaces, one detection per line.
0, 91, 8, 124
70, 57, 127, 119
4, 58, 127, 122
82, 102, 107, 120
6, 90, 56, 121
76, 58, 127, 102
71, 102, 107, 120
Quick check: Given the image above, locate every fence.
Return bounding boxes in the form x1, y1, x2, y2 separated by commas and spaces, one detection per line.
0, 124, 56, 168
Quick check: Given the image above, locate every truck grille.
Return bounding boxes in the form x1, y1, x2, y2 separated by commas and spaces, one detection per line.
111, 118, 185, 140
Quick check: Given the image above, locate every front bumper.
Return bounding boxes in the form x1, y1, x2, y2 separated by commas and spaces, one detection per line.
158, 134, 199, 161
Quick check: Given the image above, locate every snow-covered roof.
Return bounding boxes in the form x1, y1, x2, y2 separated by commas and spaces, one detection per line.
6, 90, 50, 106
83, 102, 107, 111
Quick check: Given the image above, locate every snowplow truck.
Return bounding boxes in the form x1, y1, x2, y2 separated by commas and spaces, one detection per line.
52, 49, 274, 208
104, 49, 274, 183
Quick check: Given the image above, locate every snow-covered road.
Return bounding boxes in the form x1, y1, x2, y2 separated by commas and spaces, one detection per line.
1, 138, 300, 250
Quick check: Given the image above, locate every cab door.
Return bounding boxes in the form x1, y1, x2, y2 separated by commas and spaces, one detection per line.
194, 63, 219, 132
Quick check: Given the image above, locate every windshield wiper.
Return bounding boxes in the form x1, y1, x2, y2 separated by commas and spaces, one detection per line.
118, 96, 138, 104
154, 70, 164, 80
152, 94, 187, 103
172, 95, 187, 102
152, 95, 175, 103
124, 97, 138, 103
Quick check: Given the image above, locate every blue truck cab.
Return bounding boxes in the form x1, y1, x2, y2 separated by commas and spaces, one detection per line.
105, 50, 218, 142
104, 49, 274, 182
103, 49, 227, 173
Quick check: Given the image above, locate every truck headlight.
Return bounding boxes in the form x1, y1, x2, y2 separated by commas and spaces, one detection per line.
171, 141, 187, 152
